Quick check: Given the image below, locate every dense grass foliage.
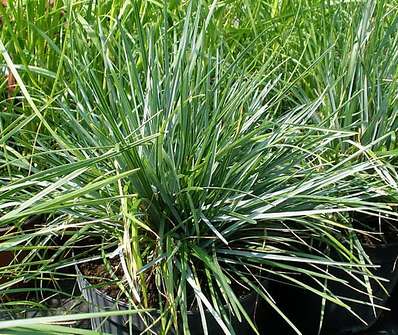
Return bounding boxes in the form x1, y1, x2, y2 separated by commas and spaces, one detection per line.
0, 1, 397, 334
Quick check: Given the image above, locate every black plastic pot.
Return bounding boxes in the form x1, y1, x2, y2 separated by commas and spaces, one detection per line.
259, 243, 398, 335
364, 282, 398, 334
76, 264, 262, 334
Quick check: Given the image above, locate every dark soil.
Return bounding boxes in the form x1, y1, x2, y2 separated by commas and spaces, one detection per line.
79, 257, 159, 307
79, 258, 126, 300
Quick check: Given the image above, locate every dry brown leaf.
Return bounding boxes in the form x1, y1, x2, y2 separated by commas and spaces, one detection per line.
0, 0, 4, 25
7, 68, 16, 98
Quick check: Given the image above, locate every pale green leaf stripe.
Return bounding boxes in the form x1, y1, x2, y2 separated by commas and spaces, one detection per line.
0, 64, 56, 78
217, 250, 377, 268
0, 310, 151, 330
0, 169, 139, 223
0, 324, 104, 335
219, 207, 372, 222
3, 168, 88, 218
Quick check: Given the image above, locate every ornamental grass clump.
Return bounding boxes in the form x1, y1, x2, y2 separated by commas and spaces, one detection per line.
0, 1, 397, 335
